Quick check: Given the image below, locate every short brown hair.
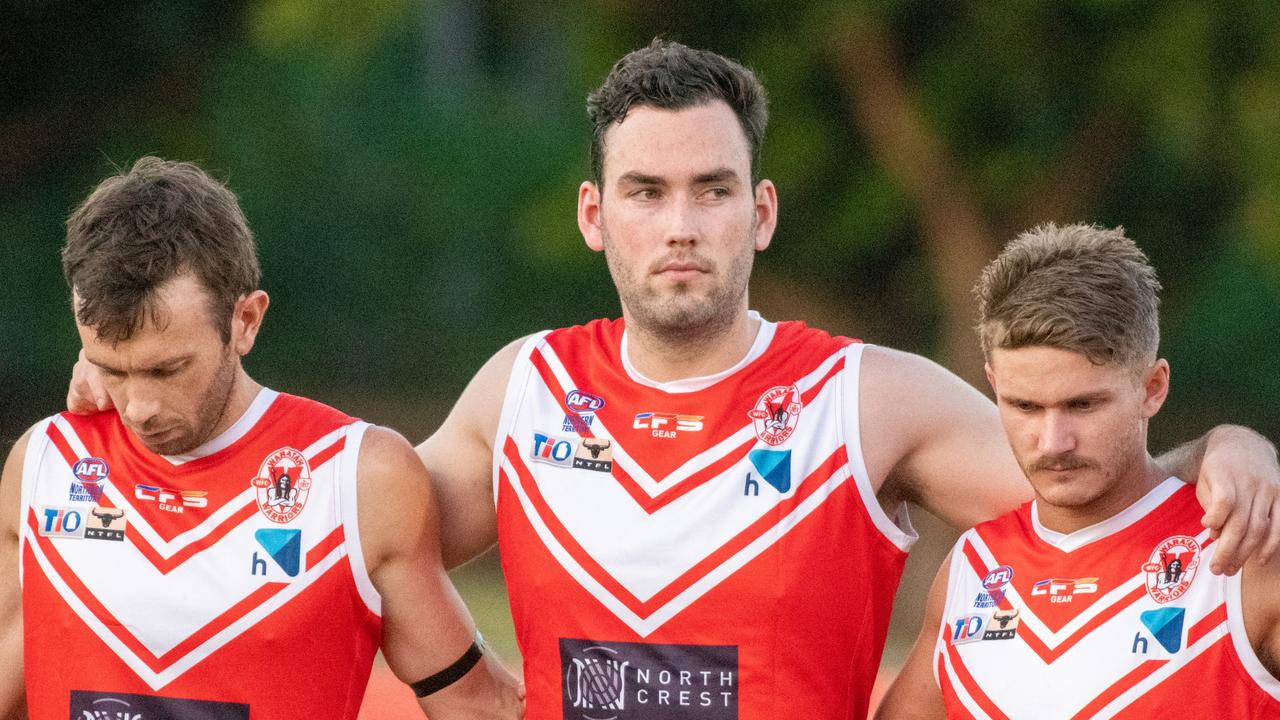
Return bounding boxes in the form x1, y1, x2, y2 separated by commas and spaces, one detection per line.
975, 223, 1161, 368
586, 38, 769, 185
63, 156, 260, 343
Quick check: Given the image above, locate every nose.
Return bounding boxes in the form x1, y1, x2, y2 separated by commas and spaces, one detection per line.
1036, 411, 1076, 456
663, 196, 699, 247
119, 385, 161, 431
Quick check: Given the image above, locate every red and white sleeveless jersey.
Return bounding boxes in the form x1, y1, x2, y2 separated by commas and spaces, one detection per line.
935, 478, 1280, 719
20, 389, 383, 719
494, 315, 917, 720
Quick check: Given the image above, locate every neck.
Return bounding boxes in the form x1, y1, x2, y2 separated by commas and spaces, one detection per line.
204, 368, 261, 444
1036, 454, 1168, 535
623, 308, 760, 383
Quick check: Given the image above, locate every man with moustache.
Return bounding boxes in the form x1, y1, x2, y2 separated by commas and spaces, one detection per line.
875, 224, 1280, 718
66, 43, 1280, 720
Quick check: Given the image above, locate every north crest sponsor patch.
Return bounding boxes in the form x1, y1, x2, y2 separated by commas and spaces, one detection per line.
1142, 535, 1201, 604
250, 447, 312, 524
70, 689, 249, 719
560, 638, 738, 719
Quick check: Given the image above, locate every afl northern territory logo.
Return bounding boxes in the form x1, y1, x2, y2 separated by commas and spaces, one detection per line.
747, 385, 802, 446
1142, 535, 1201, 603
251, 447, 312, 524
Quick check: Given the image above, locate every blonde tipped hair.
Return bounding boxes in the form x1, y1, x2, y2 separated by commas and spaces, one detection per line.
975, 223, 1161, 369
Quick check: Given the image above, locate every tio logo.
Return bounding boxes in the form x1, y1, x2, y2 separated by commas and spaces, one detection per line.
951, 614, 986, 645
531, 433, 576, 467
39, 506, 85, 538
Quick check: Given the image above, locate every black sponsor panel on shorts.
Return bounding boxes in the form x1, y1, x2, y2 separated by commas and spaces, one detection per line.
560, 638, 738, 720
69, 690, 249, 719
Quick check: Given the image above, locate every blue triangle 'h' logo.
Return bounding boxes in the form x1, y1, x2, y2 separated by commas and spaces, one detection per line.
749, 450, 791, 493
255, 528, 301, 577
1140, 607, 1185, 653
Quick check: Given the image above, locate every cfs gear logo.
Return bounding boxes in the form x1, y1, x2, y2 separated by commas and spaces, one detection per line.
633, 412, 704, 439
560, 638, 738, 719
70, 457, 110, 502
573, 438, 614, 473
747, 385, 802, 446
565, 390, 606, 433
1142, 535, 1201, 604
250, 447, 312, 524
1031, 577, 1098, 603
531, 432, 577, 467
134, 485, 208, 514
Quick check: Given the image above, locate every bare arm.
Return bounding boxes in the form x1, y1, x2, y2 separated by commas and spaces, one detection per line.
875, 551, 949, 720
1, 430, 31, 718
1158, 426, 1280, 575
1242, 550, 1280, 681
860, 346, 1030, 529
860, 346, 1280, 575
416, 338, 526, 569
359, 426, 523, 718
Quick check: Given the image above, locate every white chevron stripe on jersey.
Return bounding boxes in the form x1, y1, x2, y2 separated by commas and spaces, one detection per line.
1091, 622, 1229, 719
938, 638, 992, 720
499, 446, 852, 637
49, 416, 348, 557
26, 528, 348, 690
534, 341, 846, 492
965, 527, 1212, 647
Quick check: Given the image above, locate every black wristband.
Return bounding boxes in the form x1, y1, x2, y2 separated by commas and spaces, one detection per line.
409, 639, 485, 697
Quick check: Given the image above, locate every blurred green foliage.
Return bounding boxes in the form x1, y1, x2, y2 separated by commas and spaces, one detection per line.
3, 0, 1277, 448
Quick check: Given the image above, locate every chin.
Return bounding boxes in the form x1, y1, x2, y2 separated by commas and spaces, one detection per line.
1031, 474, 1106, 510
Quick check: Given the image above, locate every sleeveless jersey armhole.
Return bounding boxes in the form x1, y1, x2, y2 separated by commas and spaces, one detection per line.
17, 417, 55, 588
337, 421, 381, 615
491, 331, 551, 507
841, 342, 918, 552
1224, 564, 1280, 700
934, 533, 972, 689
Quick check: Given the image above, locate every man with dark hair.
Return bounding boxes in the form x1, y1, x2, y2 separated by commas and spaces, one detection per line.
875, 224, 1280, 718
404, 41, 1276, 719
1, 157, 524, 719
65, 43, 1280, 720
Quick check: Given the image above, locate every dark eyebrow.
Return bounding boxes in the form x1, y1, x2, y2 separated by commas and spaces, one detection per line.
88, 354, 193, 375
692, 168, 740, 185
616, 172, 664, 186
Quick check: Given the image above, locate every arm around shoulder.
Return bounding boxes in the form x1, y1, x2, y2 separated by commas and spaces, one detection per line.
1, 429, 32, 718
1241, 552, 1280, 683
417, 336, 529, 569
358, 425, 523, 718
859, 345, 1030, 530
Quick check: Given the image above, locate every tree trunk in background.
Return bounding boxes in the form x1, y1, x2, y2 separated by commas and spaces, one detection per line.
829, 14, 1136, 387
831, 21, 996, 386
